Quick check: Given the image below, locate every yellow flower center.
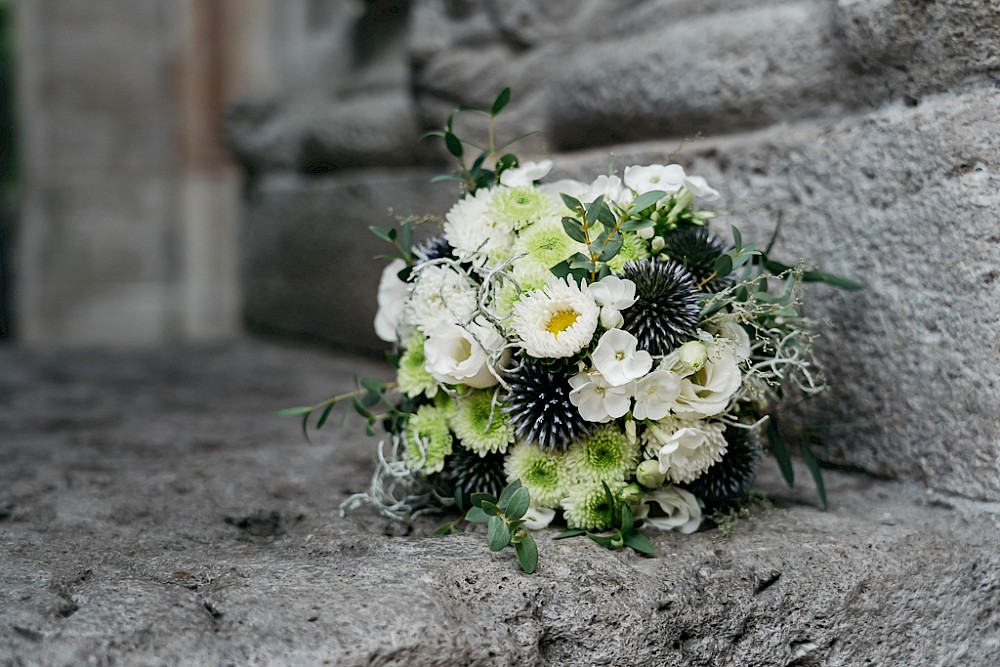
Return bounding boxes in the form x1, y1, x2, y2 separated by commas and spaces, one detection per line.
546, 310, 580, 336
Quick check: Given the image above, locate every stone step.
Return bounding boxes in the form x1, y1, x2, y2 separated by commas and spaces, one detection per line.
1, 342, 997, 666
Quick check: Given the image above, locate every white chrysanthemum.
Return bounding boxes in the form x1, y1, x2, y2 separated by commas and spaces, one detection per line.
631, 369, 682, 421
405, 403, 455, 474
511, 277, 599, 358
504, 442, 567, 508
665, 341, 743, 418
623, 164, 686, 195
499, 160, 553, 187
488, 186, 561, 232
405, 264, 478, 333
512, 216, 587, 273
591, 329, 653, 387
635, 485, 702, 534
568, 371, 632, 423
564, 424, 640, 485
374, 259, 409, 343
443, 187, 514, 265
645, 420, 727, 484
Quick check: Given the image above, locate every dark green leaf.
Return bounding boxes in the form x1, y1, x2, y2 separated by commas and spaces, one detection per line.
630, 190, 668, 213
470, 492, 496, 508
360, 390, 380, 408
491, 87, 511, 116
352, 397, 374, 421
801, 443, 829, 510
561, 217, 588, 244
276, 406, 313, 417
465, 506, 490, 524
597, 202, 617, 228
623, 530, 656, 555
801, 270, 865, 291
488, 516, 511, 551
587, 532, 614, 547
585, 195, 606, 225
315, 403, 335, 429
360, 377, 387, 394
596, 235, 624, 262
444, 131, 463, 158
515, 533, 538, 574
454, 487, 465, 512
766, 418, 795, 488
480, 500, 501, 517
496, 153, 519, 173
560, 193, 583, 212
569, 253, 595, 271
554, 529, 587, 540
497, 479, 522, 512
596, 264, 612, 280
369, 226, 396, 244
764, 212, 782, 255
731, 225, 743, 251
433, 520, 460, 536
621, 502, 634, 534
713, 254, 734, 278
621, 217, 655, 232
764, 258, 793, 275
506, 487, 530, 521
550, 260, 571, 279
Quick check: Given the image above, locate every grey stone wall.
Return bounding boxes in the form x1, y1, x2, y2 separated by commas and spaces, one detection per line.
227, 1, 1000, 502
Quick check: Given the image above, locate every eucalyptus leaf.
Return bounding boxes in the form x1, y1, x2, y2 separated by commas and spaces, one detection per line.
713, 254, 734, 278
562, 217, 588, 244
560, 193, 583, 213
276, 406, 313, 417
465, 506, 490, 524
802, 270, 865, 291
630, 190, 668, 213
585, 195, 606, 225
480, 500, 501, 517
621, 217, 655, 232
488, 516, 511, 551
444, 131, 463, 158
731, 225, 743, 251
315, 403, 335, 429
470, 492, 496, 508
596, 235, 624, 262
506, 487, 530, 521
497, 479, 522, 512
369, 226, 396, 244
491, 87, 511, 115
514, 533, 538, 574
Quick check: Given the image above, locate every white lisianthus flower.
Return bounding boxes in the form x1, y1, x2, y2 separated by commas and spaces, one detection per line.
669, 342, 742, 418
499, 159, 553, 187
374, 259, 408, 343
423, 320, 505, 388
443, 187, 513, 266
592, 329, 653, 387
623, 164, 686, 195
405, 264, 479, 334
540, 179, 589, 206
511, 277, 600, 358
568, 371, 632, 423
521, 505, 556, 530
583, 174, 634, 208
682, 174, 720, 201
649, 421, 727, 484
708, 320, 752, 360
631, 370, 682, 421
588, 275, 638, 330
635, 485, 703, 534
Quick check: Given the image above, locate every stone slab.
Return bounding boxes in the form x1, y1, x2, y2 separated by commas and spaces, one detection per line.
1, 342, 998, 666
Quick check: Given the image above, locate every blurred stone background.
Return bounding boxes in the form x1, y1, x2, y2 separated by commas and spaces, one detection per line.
6, 2, 1000, 507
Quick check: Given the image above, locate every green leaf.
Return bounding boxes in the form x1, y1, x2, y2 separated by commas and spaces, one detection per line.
585, 195, 606, 226
496, 130, 542, 152
465, 506, 490, 524
587, 532, 614, 548
630, 190, 667, 213
430, 174, 466, 184
514, 533, 538, 574
497, 479, 522, 512
731, 225, 743, 251
801, 443, 829, 510
470, 492, 496, 508
766, 418, 795, 488
561, 217, 588, 244
550, 260, 571, 279
352, 397, 374, 421
596, 235, 624, 262
400, 222, 413, 258
506, 487, 530, 521
301, 412, 313, 445
620, 502, 634, 534
763, 258, 793, 275
621, 217, 655, 232
713, 254, 734, 278
369, 226, 397, 244
623, 530, 656, 555
433, 520, 460, 536
359, 390, 380, 408
488, 516, 511, 551
444, 131, 463, 158
496, 153, 519, 172
315, 403, 335, 429
360, 376, 386, 394
491, 87, 511, 116
601, 482, 617, 528
560, 193, 583, 213
554, 529, 587, 540
764, 212, 782, 255
480, 500, 501, 517
597, 202, 617, 229
801, 270, 865, 291
568, 253, 595, 271
276, 406, 313, 417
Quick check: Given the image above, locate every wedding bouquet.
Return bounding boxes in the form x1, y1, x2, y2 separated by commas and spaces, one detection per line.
284, 90, 858, 573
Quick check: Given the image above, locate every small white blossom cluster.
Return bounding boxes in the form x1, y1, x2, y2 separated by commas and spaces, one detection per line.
370, 156, 824, 537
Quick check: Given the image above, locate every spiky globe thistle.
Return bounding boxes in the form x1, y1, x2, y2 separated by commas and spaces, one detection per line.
684, 424, 762, 508
440, 448, 508, 502
448, 389, 515, 456
620, 259, 700, 356
563, 480, 625, 531
662, 226, 733, 293
504, 441, 567, 508
503, 356, 590, 452
414, 235, 455, 263
565, 425, 640, 485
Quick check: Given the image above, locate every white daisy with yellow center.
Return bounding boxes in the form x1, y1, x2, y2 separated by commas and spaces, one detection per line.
511, 277, 600, 358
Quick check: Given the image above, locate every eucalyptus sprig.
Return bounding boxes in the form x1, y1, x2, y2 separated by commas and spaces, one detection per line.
555, 483, 656, 556
277, 376, 412, 440
435, 480, 539, 574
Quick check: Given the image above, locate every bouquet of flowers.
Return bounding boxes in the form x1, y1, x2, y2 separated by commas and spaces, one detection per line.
284, 89, 859, 573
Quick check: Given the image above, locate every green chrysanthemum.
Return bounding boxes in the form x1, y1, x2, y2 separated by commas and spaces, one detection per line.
504, 441, 567, 508
563, 480, 626, 531
489, 186, 560, 231
449, 389, 515, 456
397, 333, 438, 399
608, 232, 651, 273
565, 424, 640, 485
405, 403, 454, 474
513, 217, 586, 271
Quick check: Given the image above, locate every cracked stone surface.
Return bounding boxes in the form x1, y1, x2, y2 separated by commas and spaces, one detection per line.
2, 341, 998, 666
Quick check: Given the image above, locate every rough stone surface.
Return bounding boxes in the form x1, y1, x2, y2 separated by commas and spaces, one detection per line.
1, 342, 998, 666
243, 169, 456, 352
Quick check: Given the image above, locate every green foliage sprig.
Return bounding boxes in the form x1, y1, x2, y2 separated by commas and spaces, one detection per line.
555, 483, 656, 556
277, 376, 413, 440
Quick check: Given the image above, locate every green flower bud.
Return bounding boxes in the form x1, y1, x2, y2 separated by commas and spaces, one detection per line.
620, 482, 644, 506
678, 340, 708, 372
636, 459, 667, 489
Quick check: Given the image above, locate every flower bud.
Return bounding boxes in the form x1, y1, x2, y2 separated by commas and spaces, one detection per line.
620, 482, 644, 506
636, 459, 666, 489
651, 236, 665, 253
677, 340, 708, 372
